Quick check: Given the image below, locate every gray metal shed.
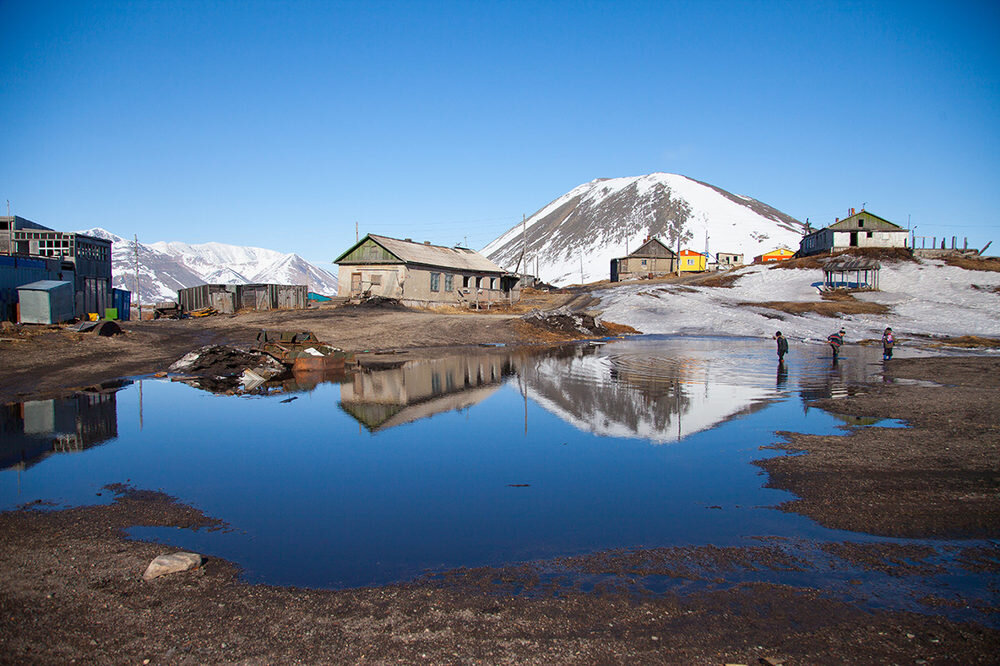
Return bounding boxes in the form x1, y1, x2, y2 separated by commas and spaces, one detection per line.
17, 280, 75, 324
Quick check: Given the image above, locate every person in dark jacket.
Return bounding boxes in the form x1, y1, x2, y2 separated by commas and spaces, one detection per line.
775, 331, 788, 361
882, 327, 894, 360
828, 328, 845, 360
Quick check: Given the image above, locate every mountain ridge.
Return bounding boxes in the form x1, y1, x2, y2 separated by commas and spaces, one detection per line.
483, 173, 805, 285
77, 228, 339, 304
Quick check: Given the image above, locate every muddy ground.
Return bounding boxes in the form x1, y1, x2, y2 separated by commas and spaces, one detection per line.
0, 300, 587, 405
1, 308, 999, 663
757, 357, 1000, 539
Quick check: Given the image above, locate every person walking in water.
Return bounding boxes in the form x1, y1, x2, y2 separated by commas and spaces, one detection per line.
775, 331, 788, 361
828, 328, 845, 360
882, 327, 894, 361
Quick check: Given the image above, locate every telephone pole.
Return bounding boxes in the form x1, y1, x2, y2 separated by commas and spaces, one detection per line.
134, 235, 141, 319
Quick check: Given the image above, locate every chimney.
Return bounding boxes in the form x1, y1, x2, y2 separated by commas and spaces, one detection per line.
850, 207, 855, 215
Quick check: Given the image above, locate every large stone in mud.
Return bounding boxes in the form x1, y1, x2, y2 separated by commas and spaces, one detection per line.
143, 552, 203, 581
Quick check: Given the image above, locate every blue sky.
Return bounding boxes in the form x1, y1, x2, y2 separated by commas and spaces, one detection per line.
2, 0, 998, 266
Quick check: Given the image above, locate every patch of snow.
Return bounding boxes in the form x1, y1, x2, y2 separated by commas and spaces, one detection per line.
597, 258, 1000, 344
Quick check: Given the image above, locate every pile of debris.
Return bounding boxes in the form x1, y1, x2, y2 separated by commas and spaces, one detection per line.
169, 345, 286, 394
520, 306, 612, 338
349, 295, 406, 309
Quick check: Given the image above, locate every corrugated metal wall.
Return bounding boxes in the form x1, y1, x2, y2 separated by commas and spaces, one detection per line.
177, 283, 305, 314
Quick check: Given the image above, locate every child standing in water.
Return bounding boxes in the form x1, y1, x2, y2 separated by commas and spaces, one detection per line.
775, 331, 788, 361
882, 327, 894, 360
828, 328, 845, 360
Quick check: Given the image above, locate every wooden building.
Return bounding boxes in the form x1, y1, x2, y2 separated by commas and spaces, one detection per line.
610, 237, 677, 281
335, 234, 520, 307
799, 209, 909, 256
177, 283, 307, 314
716, 252, 744, 268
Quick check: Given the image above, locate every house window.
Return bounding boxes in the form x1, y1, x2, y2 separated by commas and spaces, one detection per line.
858, 219, 865, 227
687, 258, 694, 265
866, 231, 873, 238
641, 259, 647, 266
490, 277, 497, 289
369, 274, 382, 285
444, 274, 453, 291
430, 272, 440, 292
463, 276, 471, 288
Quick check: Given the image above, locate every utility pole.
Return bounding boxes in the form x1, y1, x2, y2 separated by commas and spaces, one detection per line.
134, 235, 140, 319
521, 214, 526, 286
676, 232, 681, 277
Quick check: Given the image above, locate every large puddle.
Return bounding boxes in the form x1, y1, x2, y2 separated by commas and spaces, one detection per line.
1, 336, 994, 623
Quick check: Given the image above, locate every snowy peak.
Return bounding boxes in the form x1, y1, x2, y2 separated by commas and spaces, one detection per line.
483, 173, 805, 285
78, 227, 127, 244
75, 230, 339, 304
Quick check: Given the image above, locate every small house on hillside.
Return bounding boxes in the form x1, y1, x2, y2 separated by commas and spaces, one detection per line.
716, 252, 744, 268
610, 237, 677, 281
334, 234, 520, 307
799, 209, 909, 256
678, 249, 707, 272
753, 247, 794, 264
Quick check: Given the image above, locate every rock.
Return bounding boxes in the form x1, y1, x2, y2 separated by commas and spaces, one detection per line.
142, 552, 203, 581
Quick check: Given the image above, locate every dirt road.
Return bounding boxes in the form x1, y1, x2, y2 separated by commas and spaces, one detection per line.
0, 304, 549, 404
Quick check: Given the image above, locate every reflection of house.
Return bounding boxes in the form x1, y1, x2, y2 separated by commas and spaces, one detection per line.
678, 249, 707, 272
0, 215, 113, 318
0, 389, 123, 471
753, 247, 794, 263
334, 234, 520, 307
799, 209, 909, 257
340, 354, 515, 431
610, 237, 677, 282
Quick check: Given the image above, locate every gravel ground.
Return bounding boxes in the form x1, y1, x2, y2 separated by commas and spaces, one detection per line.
1, 309, 998, 663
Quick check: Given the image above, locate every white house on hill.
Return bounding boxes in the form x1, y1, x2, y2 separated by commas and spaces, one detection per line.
799, 209, 909, 257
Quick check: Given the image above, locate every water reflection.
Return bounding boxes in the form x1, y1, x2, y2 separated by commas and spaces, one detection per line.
333, 337, 888, 443
0, 382, 128, 471
1, 336, 987, 617
340, 354, 517, 431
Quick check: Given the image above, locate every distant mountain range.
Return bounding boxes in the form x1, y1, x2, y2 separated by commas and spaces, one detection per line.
78, 228, 339, 304
483, 173, 806, 285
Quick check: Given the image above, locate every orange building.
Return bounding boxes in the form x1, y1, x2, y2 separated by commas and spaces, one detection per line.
678, 249, 708, 272
753, 247, 795, 264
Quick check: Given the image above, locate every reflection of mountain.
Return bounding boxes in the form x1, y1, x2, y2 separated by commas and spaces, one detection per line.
340, 355, 517, 431
519, 345, 776, 444
0, 386, 125, 470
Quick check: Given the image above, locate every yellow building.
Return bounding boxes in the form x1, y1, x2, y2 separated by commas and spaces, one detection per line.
678, 249, 707, 272
753, 247, 795, 264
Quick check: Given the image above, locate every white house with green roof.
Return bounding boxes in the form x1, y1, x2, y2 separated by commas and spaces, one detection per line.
799, 209, 910, 256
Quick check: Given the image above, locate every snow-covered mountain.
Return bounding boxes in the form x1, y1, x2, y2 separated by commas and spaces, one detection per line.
78, 228, 339, 304
483, 173, 806, 286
